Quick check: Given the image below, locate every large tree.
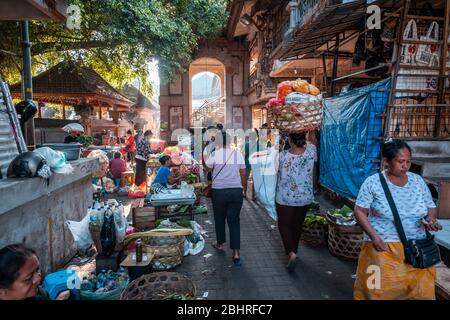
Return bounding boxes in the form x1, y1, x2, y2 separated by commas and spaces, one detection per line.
0, 0, 229, 98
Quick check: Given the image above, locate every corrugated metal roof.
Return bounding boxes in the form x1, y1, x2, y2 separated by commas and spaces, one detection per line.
0, 77, 27, 178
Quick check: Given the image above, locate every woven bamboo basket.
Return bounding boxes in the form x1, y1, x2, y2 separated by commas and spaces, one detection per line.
300, 222, 328, 244
269, 102, 322, 133
326, 216, 363, 260
123, 230, 187, 271
120, 272, 196, 300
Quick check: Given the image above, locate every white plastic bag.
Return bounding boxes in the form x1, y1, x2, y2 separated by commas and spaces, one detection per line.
114, 211, 128, 244
34, 147, 74, 174
66, 214, 93, 251
184, 221, 205, 256
250, 147, 278, 221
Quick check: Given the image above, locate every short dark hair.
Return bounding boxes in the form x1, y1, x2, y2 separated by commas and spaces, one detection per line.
114, 152, 122, 159
0, 244, 37, 289
144, 130, 153, 137
126, 130, 132, 135
382, 139, 412, 161
216, 123, 223, 131
215, 131, 232, 147
159, 155, 170, 165
289, 132, 306, 148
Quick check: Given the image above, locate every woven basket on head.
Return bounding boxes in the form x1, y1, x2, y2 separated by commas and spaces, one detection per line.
269, 102, 322, 132
326, 216, 363, 260
120, 272, 196, 300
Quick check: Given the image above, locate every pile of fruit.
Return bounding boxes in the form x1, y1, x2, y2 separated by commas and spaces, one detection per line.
266, 78, 323, 132
327, 205, 357, 226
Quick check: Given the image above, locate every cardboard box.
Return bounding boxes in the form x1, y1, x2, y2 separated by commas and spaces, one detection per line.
132, 205, 156, 231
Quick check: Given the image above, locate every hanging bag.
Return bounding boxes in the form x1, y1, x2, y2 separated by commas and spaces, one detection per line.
396, 20, 419, 98
416, 21, 440, 67
379, 173, 441, 269
400, 19, 418, 64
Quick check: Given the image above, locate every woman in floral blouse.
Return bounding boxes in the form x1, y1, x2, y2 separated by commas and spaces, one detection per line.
275, 131, 317, 272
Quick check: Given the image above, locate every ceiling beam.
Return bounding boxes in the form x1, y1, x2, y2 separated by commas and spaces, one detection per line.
227, 0, 245, 40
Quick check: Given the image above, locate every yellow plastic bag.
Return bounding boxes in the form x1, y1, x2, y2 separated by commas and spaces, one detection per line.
353, 242, 436, 300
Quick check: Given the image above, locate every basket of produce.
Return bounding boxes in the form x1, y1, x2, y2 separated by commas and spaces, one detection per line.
326, 205, 363, 260
123, 229, 192, 271
120, 272, 196, 300
300, 203, 328, 244
80, 269, 129, 300
267, 79, 322, 133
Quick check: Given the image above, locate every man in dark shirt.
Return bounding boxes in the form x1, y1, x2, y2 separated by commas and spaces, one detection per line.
64, 130, 80, 144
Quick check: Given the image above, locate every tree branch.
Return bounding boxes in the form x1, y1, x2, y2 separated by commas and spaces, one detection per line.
32, 40, 122, 55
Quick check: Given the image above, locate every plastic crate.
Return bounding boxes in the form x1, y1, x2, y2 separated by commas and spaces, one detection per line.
43, 269, 76, 300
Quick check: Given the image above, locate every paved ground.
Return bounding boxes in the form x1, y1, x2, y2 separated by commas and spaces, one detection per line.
174, 196, 358, 300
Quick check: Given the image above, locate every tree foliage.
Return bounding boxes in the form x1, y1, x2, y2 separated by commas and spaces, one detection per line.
0, 0, 229, 98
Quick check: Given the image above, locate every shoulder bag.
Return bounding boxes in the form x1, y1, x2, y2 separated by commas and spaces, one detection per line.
203, 150, 235, 198
379, 173, 441, 269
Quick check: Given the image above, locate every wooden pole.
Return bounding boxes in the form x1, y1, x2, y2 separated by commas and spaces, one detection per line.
331, 34, 340, 97
322, 53, 328, 96
383, 0, 411, 138
435, 0, 450, 137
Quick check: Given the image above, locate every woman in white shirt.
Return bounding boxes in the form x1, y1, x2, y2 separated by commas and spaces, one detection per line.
205, 132, 247, 266
275, 132, 317, 272
353, 139, 442, 300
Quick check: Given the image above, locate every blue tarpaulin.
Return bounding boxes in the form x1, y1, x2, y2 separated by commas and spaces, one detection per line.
319, 78, 391, 199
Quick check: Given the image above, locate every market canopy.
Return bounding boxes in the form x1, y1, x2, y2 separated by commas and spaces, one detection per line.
10, 61, 134, 112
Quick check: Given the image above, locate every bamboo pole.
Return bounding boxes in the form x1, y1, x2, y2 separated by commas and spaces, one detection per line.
435, 0, 450, 137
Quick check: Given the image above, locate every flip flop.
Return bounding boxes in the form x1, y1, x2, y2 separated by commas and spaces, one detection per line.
233, 257, 242, 267
286, 256, 297, 272
212, 243, 224, 251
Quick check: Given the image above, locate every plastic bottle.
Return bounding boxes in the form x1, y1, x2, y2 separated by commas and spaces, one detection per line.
135, 239, 143, 263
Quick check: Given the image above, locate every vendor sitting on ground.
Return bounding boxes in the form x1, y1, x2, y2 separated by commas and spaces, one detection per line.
152, 155, 182, 189
0, 244, 49, 300
109, 152, 127, 189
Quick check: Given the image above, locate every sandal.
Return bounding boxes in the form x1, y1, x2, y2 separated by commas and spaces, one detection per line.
212, 243, 224, 251
233, 257, 242, 267
286, 255, 297, 272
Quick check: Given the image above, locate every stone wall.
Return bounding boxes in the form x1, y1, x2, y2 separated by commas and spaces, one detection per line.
0, 158, 99, 274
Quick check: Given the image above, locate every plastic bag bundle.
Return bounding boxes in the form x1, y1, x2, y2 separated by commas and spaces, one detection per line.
34, 147, 74, 174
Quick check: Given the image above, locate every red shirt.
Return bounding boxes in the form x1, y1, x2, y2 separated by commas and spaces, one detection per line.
109, 158, 127, 179
126, 135, 136, 152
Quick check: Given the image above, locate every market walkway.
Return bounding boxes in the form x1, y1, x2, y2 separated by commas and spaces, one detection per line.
176, 197, 357, 300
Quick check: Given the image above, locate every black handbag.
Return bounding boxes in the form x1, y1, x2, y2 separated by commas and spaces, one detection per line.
379, 173, 441, 269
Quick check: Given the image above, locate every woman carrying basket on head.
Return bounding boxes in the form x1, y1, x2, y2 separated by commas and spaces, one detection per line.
275, 131, 317, 272
353, 139, 442, 300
